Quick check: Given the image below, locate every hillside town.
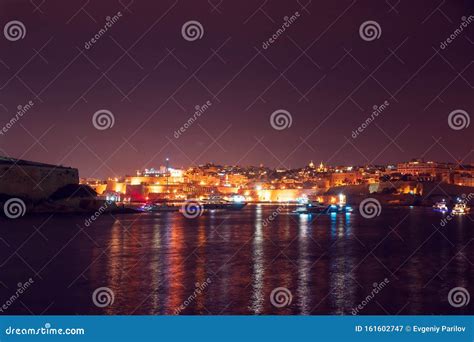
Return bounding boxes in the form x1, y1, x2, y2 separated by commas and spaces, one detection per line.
80, 159, 474, 205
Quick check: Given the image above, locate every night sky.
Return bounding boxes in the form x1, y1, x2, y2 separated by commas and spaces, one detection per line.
0, 0, 473, 178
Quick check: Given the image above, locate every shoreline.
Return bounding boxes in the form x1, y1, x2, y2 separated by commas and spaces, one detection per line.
0, 201, 468, 218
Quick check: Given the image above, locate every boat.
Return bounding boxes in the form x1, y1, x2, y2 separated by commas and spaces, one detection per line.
294, 201, 353, 214
139, 202, 179, 212
327, 203, 353, 213
326, 194, 353, 213
433, 199, 449, 212
201, 195, 247, 210
452, 202, 470, 215
294, 201, 328, 214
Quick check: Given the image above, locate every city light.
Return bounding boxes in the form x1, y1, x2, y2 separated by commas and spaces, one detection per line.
78, 159, 474, 207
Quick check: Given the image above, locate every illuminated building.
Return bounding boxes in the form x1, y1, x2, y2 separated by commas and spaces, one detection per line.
330, 172, 360, 186
317, 161, 327, 173
78, 159, 473, 203
453, 173, 474, 187
397, 160, 452, 177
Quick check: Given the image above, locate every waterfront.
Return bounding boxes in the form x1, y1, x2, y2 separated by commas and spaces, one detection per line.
0, 206, 473, 315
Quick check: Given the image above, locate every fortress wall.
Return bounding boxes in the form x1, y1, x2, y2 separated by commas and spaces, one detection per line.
0, 164, 79, 200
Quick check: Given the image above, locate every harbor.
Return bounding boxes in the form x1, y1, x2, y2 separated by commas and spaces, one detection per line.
1, 157, 473, 218
1, 157, 472, 315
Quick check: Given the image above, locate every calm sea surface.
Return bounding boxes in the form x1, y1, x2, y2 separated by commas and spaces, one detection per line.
1, 205, 473, 315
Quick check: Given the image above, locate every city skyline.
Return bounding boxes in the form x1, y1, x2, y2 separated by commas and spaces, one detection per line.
81, 157, 473, 178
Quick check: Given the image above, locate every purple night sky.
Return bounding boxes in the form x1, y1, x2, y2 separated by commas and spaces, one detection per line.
0, 0, 473, 178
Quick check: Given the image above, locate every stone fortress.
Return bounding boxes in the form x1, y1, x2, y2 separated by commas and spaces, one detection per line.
0, 156, 79, 201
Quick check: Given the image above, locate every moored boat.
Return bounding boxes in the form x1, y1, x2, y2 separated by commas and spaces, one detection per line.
139, 202, 179, 212
327, 203, 353, 213
433, 199, 449, 212
452, 202, 470, 215
294, 201, 353, 214
203, 202, 247, 210
294, 201, 328, 214
201, 195, 247, 211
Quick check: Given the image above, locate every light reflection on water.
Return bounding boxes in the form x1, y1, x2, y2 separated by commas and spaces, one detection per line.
250, 204, 264, 314
297, 214, 310, 314
0, 205, 473, 315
